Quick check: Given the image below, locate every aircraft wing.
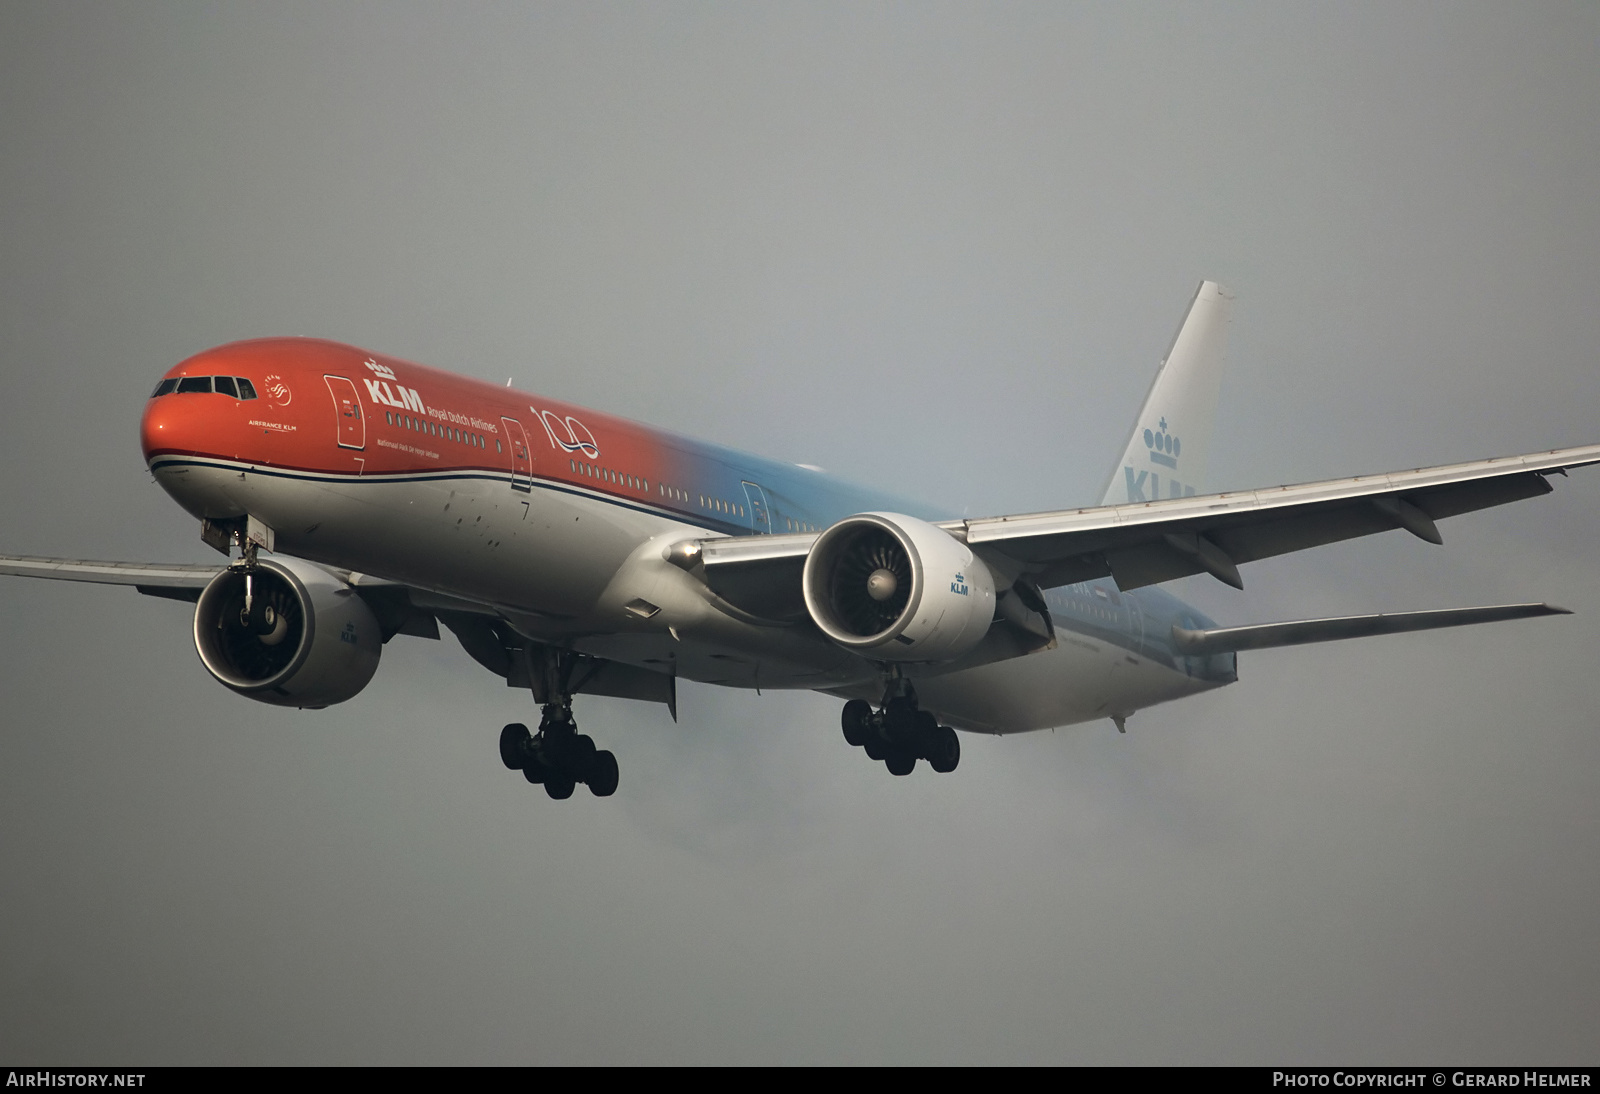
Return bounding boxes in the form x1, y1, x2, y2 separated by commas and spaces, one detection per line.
0, 553, 498, 627
690, 443, 1600, 613
0, 555, 223, 601
953, 443, 1600, 591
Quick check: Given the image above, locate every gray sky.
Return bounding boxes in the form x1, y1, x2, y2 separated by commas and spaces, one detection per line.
2, 2, 1598, 1064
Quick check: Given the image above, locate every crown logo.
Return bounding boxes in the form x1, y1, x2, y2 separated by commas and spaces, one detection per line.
1143, 417, 1179, 469
364, 358, 397, 381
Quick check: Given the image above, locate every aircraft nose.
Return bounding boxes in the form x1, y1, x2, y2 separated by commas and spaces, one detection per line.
140, 381, 195, 462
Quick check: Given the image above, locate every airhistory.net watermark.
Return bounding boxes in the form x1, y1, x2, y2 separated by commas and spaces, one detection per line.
5, 1074, 145, 1088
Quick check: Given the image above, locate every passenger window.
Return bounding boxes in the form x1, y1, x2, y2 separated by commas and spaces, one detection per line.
236, 378, 258, 399
496, 439, 503, 453
176, 376, 212, 394
214, 376, 238, 398
152, 378, 177, 398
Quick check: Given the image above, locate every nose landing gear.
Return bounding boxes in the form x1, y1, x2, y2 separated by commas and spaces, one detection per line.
840, 689, 960, 776
499, 701, 619, 799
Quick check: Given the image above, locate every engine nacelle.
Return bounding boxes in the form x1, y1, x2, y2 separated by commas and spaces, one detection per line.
802, 512, 996, 663
193, 556, 382, 708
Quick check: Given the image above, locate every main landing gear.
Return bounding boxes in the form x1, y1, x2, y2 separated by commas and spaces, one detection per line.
499, 700, 619, 800
840, 688, 960, 777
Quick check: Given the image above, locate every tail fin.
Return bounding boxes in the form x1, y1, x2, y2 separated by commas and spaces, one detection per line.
1099, 280, 1233, 506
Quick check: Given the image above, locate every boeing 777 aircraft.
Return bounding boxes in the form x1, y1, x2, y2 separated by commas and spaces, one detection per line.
3, 282, 1592, 799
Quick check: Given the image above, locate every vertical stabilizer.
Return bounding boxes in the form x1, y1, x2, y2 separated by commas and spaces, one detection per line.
1100, 280, 1233, 506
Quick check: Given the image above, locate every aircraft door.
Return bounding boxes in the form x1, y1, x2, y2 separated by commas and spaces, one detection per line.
741, 481, 773, 534
501, 417, 533, 492
324, 375, 366, 450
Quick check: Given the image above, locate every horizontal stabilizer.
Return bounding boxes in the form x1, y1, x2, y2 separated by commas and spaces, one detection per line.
1171, 602, 1569, 655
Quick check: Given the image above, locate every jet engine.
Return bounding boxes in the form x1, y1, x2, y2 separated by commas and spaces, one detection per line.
801, 512, 996, 663
193, 556, 382, 708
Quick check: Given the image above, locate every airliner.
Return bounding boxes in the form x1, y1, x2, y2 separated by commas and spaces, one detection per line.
3, 282, 1592, 799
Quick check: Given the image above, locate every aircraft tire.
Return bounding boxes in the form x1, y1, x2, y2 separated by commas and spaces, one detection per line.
841, 700, 871, 747
883, 698, 918, 741
500, 723, 532, 770
565, 733, 597, 771
587, 750, 619, 797
885, 749, 916, 776
863, 735, 887, 762
928, 726, 960, 774
545, 773, 576, 800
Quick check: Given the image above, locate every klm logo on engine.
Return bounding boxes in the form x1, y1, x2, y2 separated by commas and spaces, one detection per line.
951, 572, 970, 596
1124, 416, 1196, 501
340, 622, 358, 645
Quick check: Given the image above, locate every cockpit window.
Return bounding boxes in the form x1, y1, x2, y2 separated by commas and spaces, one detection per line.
176, 375, 213, 394
214, 376, 238, 398
152, 378, 178, 398
237, 378, 257, 400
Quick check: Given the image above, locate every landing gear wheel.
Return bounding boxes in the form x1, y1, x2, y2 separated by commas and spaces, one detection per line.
928, 726, 960, 773
587, 750, 619, 797
885, 749, 917, 776
884, 698, 918, 740
500, 723, 532, 770
863, 736, 887, 762
568, 733, 597, 767
841, 700, 871, 747
544, 773, 576, 800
